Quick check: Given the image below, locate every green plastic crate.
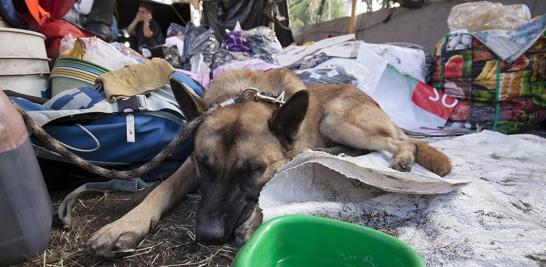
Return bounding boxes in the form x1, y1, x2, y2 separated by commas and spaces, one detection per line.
233, 215, 425, 267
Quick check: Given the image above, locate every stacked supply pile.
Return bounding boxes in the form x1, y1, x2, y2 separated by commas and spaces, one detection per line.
50, 57, 108, 96
49, 36, 143, 97
273, 34, 457, 134
432, 2, 546, 133
0, 28, 50, 98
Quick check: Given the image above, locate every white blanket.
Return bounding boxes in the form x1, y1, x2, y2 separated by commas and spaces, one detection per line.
259, 131, 546, 266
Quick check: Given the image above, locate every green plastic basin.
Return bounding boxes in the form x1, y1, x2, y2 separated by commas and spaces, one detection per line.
50, 75, 93, 97
232, 215, 425, 267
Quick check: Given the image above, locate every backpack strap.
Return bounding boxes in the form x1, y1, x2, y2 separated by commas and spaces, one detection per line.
58, 178, 156, 225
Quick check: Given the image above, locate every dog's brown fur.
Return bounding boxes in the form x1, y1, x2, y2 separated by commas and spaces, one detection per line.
87, 69, 451, 256
194, 69, 450, 175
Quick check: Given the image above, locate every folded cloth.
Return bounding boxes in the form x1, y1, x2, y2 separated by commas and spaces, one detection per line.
297, 67, 355, 84
473, 15, 546, 63
274, 34, 355, 67
221, 31, 251, 53
175, 69, 211, 89
98, 58, 174, 102
296, 52, 331, 70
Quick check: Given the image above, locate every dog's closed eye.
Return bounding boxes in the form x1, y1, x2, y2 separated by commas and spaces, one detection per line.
236, 161, 266, 197
196, 154, 208, 164
237, 161, 265, 178
195, 154, 215, 178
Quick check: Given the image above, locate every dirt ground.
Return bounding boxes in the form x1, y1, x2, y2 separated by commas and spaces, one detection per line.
18, 188, 237, 267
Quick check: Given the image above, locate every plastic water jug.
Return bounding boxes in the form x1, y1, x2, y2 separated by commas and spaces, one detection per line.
0, 91, 52, 266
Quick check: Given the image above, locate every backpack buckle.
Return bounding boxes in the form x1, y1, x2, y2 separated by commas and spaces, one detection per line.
118, 95, 148, 113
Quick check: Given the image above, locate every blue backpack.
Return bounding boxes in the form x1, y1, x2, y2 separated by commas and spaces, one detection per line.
11, 71, 205, 224
12, 71, 203, 170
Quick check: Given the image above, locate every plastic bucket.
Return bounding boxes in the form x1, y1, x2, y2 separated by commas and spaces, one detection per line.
0, 28, 48, 59
0, 57, 50, 76
0, 74, 49, 98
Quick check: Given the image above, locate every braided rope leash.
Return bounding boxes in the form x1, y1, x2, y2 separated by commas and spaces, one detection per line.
15, 103, 216, 180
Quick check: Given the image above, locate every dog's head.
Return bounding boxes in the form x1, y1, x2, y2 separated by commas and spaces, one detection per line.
171, 77, 309, 245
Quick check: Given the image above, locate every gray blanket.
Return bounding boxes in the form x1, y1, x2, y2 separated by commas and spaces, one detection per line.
259, 131, 546, 266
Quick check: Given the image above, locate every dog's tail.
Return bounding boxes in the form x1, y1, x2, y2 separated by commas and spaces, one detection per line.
411, 140, 452, 176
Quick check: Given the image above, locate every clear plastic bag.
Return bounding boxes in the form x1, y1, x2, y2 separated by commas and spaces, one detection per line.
166, 22, 185, 37
182, 26, 219, 71
59, 35, 140, 70
447, 1, 531, 32
243, 26, 283, 56
213, 49, 238, 69
190, 53, 211, 74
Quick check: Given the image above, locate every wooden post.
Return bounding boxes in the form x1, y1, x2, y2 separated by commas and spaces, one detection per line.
348, 0, 357, 33
316, 0, 327, 23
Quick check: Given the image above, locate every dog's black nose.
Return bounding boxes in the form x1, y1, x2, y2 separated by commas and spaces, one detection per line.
196, 223, 227, 245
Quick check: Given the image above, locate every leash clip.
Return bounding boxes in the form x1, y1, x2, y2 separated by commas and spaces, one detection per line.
240, 87, 286, 106
216, 88, 286, 109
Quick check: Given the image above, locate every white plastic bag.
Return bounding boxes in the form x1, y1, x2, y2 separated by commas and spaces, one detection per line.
355, 44, 458, 133
60, 36, 140, 70
447, 1, 531, 32
359, 42, 426, 82
190, 53, 211, 74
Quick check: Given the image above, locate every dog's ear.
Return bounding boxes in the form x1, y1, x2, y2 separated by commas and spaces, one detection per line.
268, 90, 309, 148
170, 78, 208, 120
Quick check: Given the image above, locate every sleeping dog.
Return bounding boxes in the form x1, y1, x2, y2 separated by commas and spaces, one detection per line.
87, 69, 451, 257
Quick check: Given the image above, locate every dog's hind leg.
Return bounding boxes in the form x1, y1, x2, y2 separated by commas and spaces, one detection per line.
86, 158, 199, 257
319, 99, 417, 172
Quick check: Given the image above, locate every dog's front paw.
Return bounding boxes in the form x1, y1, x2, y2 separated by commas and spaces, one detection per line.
87, 218, 151, 258
390, 156, 414, 172
234, 207, 263, 247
